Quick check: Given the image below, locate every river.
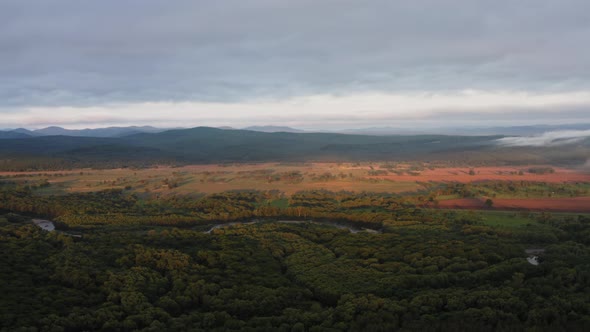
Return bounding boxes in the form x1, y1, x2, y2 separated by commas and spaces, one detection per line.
31, 217, 379, 236
203, 220, 381, 234
32, 219, 55, 231
32, 219, 82, 237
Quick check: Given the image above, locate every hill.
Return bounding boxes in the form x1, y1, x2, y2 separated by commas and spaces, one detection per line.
0, 131, 31, 139
0, 126, 588, 169
2, 126, 166, 138
122, 127, 502, 162
338, 123, 590, 136
242, 125, 305, 133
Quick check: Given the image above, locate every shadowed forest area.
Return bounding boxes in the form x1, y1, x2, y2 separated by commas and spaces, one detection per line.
1, 185, 590, 331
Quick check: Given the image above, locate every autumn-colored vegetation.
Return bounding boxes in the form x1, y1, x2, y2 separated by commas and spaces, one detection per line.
1, 162, 589, 330
2, 195, 590, 331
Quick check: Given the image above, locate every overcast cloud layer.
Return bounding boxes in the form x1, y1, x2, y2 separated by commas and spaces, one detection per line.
1, 0, 590, 129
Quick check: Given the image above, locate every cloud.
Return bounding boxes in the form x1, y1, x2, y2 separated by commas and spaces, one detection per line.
1, 0, 590, 110
2, 90, 590, 129
495, 130, 590, 147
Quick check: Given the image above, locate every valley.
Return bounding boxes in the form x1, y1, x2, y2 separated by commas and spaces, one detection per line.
1, 130, 589, 331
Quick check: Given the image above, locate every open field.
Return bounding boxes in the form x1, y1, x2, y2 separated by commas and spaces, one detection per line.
1, 163, 589, 195
476, 210, 539, 228
0, 162, 422, 195
1, 162, 589, 213
367, 165, 590, 183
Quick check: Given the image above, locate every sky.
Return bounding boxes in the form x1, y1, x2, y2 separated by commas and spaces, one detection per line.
1, 0, 590, 130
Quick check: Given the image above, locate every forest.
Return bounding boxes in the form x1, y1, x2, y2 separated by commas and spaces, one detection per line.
1, 182, 590, 331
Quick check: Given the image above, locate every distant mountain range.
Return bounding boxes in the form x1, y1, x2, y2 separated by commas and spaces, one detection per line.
0, 126, 588, 169
0, 125, 305, 138
0, 131, 31, 139
242, 126, 305, 133
338, 124, 590, 136
0, 127, 499, 164
2, 126, 167, 138
3, 123, 590, 138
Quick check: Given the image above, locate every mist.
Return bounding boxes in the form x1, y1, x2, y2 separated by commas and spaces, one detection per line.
495, 130, 590, 147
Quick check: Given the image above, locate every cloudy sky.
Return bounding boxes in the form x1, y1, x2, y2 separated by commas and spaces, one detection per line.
2, 0, 590, 129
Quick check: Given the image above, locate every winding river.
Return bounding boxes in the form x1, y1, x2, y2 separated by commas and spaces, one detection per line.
31, 217, 380, 236
30, 218, 545, 267
203, 220, 381, 234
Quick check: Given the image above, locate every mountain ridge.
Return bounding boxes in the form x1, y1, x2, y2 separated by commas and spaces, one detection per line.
242, 125, 304, 133
0, 126, 588, 169
3, 123, 590, 138
0, 126, 166, 138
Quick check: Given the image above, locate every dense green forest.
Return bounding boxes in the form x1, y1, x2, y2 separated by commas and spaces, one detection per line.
430, 181, 590, 199
1, 185, 590, 331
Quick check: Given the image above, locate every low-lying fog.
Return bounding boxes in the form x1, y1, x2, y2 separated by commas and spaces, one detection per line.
495, 130, 590, 147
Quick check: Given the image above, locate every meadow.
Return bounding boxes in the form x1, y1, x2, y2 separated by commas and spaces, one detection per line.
2, 162, 588, 213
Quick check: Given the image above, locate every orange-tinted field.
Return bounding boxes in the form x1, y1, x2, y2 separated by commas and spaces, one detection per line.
367, 166, 590, 183
1, 163, 589, 214
0, 162, 425, 195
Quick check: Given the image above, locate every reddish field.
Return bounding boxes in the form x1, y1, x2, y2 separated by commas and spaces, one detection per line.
1, 164, 588, 183
437, 197, 590, 213
1, 164, 588, 203
369, 166, 590, 183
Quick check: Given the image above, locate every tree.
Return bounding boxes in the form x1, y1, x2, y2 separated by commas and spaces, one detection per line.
484, 199, 493, 208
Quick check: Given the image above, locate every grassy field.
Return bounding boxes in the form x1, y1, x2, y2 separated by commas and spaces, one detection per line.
2, 163, 589, 217
0, 162, 430, 195
2, 162, 588, 197
477, 210, 538, 228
